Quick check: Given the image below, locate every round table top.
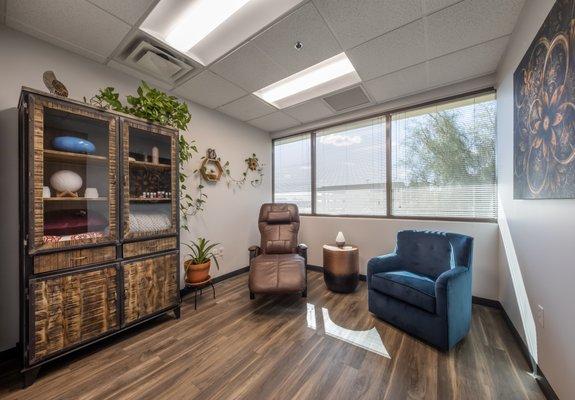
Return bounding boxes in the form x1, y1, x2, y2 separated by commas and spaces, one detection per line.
323, 244, 358, 252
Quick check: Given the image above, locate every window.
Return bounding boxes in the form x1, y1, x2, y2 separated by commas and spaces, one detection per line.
391, 94, 496, 219
272, 91, 497, 220
273, 134, 312, 213
315, 117, 386, 215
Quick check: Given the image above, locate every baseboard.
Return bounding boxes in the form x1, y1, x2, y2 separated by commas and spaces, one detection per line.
180, 266, 249, 297
0, 344, 18, 362
472, 296, 502, 308
306, 264, 366, 281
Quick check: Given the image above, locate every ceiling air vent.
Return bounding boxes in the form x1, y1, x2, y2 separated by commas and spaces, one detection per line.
322, 86, 371, 112
123, 40, 194, 83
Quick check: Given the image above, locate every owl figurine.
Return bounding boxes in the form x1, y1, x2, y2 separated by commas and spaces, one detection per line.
43, 71, 69, 97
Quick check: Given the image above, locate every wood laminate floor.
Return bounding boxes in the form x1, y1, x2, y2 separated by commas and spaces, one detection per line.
0, 271, 544, 400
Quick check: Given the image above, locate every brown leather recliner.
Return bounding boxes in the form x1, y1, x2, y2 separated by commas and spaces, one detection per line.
248, 203, 307, 299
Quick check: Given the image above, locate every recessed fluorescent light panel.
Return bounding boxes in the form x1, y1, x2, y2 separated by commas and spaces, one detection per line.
141, 0, 306, 66
253, 53, 361, 109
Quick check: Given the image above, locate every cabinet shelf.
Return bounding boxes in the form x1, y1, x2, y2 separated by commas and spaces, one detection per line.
44, 149, 107, 164
130, 197, 171, 203
129, 160, 171, 170
44, 197, 108, 202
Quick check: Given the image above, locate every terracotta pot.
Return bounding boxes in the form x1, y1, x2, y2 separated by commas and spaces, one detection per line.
185, 260, 210, 283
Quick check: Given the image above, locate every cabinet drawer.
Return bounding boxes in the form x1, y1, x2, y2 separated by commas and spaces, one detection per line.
30, 265, 119, 364
34, 246, 117, 274
123, 252, 179, 325
123, 237, 177, 259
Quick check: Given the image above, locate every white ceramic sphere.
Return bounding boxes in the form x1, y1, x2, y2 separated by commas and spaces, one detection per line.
50, 170, 83, 192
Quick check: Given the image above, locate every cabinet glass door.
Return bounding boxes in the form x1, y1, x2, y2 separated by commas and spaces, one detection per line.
122, 119, 177, 240
29, 95, 118, 253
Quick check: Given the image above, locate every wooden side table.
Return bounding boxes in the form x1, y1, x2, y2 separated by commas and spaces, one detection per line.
322, 244, 359, 293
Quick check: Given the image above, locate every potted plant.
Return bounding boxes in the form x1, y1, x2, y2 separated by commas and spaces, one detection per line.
184, 237, 220, 283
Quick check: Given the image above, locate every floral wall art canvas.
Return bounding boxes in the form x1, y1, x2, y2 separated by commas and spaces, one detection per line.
514, 0, 575, 199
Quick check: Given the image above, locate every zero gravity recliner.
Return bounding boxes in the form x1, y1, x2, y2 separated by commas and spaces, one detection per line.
248, 203, 308, 299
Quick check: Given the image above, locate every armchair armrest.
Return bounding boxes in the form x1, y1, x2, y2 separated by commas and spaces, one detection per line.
367, 253, 403, 289
248, 245, 261, 263
297, 243, 308, 265
435, 266, 472, 319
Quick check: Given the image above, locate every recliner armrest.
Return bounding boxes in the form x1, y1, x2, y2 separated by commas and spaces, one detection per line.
297, 244, 308, 265
367, 253, 403, 289
248, 245, 261, 263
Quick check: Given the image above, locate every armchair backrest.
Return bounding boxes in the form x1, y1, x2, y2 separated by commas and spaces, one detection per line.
396, 230, 474, 279
258, 203, 300, 255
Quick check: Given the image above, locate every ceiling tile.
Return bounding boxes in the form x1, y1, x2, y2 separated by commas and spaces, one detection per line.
86, 0, 155, 25
6, 0, 131, 62
284, 99, 335, 123
428, 36, 508, 87
313, 0, 422, 49
253, 3, 341, 74
210, 42, 289, 92
348, 20, 425, 81
174, 71, 246, 108
364, 63, 428, 103
426, 0, 524, 59
422, 0, 462, 15
248, 112, 300, 132
217, 95, 276, 121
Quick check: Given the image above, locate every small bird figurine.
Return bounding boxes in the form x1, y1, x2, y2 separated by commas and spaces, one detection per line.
43, 71, 69, 97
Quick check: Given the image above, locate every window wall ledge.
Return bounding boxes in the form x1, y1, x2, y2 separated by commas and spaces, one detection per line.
299, 213, 497, 224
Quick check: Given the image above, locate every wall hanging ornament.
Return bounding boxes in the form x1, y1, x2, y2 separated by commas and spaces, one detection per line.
513, 0, 575, 199
200, 149, 224, 182
189, 149, 264, 215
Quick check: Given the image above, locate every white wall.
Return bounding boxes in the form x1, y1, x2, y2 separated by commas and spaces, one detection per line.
496, 0, 575, 398
0, 25, 271, 351
300, 216, 499, 299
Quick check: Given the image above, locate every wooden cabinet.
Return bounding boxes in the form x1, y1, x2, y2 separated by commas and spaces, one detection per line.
19, 88, 181, 386
122, 252, 179, 325
29, 265, 119, 363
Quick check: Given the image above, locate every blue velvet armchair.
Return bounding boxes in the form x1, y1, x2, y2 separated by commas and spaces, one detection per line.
367, 230, 474, 350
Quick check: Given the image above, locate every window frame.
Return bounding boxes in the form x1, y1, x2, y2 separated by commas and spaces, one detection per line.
272, 88, 497, 223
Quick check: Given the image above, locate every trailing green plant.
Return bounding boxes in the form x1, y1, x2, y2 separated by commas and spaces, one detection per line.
184, 237, 220, 270
86, 81, 198, 230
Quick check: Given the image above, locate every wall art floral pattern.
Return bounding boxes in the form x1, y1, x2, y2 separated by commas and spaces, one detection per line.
514, 0, 575, 199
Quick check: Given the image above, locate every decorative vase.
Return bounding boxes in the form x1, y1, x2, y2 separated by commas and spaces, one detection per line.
185, 260, 211, 283
52, 136, 96, 154
84, 187, 99, 198
152, 146, 159, 164
336, 231, 346, 247
50, 170, 83, 196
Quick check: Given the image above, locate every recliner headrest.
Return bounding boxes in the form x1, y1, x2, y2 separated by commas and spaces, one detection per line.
267, 211, 292, 224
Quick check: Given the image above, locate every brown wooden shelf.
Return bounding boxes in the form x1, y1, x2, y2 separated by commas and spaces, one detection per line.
129, 160, 171, 170
130, 197, 171, 203
44, 149, 107, 164
44, 197, 108, 202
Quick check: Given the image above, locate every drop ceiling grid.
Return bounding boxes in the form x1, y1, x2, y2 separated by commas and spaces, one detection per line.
3, 0, 526, 132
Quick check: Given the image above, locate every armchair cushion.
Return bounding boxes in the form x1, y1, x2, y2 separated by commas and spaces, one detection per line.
396, 231, 453, 278
371, 270, 436, 313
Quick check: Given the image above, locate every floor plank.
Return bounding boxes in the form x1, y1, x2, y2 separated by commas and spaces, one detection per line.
0, 271, 545, 400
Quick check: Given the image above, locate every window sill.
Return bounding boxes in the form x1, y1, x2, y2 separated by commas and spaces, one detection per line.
299, 213, 497, 224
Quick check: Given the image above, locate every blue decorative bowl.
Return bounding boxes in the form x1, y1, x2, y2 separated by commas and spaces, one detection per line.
52, 136, 96, 155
